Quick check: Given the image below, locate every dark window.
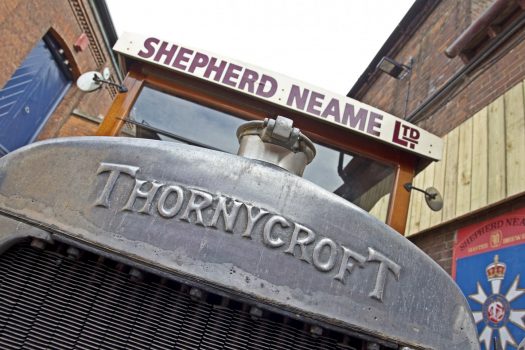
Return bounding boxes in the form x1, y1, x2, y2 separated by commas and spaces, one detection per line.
129, 86, 243, 153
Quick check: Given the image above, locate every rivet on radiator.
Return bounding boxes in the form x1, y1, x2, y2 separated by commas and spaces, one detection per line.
189, 287, 204, 301
129, 268, 144, 281
30, 238, 46, 250
310, 325, 323, 337
366, 342, 380, 350
249, 306, 263, 320
66, 247, 80, 259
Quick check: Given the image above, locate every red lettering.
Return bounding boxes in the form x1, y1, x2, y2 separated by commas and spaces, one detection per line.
188, 52, 209, 73
138, 37, 160, 59
238, 68, 259, 93
307, 91, 325, 116
256, 74, 277, 98
367, 112, 383, 136
222, 64, 243, 87
153, 41, 178, 65
321, 98, 341, 123
342, 104, 368, 131
286, 85, 309, 110
203, 57, 227, 82
172, 47, 194, 70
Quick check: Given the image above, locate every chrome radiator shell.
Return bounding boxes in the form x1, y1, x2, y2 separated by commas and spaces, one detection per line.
0, 137, 479, 349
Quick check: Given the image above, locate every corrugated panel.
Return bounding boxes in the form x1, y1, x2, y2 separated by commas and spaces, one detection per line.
405, 79, 525, 236
0, 39, 70, 152
0, 244, 361, 350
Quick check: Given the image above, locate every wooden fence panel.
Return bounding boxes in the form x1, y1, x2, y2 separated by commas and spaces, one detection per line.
456, 117, 473, 216
375, 80, 525, 236
470, 108, 488, 211
408, 165, 425, 234
430, 134, 446, 227
487, 94, 506, 203
442, 127, 460, 222
504, 82, 525, 197
419, 161, 435, 231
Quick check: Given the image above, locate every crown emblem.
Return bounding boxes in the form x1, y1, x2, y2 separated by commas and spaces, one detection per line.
486, 255, 506, 281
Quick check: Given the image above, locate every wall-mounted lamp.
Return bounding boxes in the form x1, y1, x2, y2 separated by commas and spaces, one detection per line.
76, 67, 127, 93
377, 57, 412, 80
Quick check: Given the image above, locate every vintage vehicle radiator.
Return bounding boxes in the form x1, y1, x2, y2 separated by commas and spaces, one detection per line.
0, 133, 479, 349
0, 243, 352, 349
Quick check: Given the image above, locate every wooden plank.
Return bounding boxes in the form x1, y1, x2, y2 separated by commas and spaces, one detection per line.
487, 94, 506, 203
505, 82, 525, 196
442, 127, 459, 222
369, 200, 380, 220
369, 191, 383, 221
430, 135, 446, 227
380, 194, 390, 223
418, 161, 435, 231
470, 108, 488, 210
456, 117, 473, 216
408, 168, 424, 235
370, 194, 390, 223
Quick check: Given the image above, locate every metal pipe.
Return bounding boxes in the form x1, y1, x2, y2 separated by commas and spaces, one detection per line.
88, 0, 124, 82
407, 13, 525, 123
445, 0, 514, 58
119, 118, 223, 152
403, 58, 414, 118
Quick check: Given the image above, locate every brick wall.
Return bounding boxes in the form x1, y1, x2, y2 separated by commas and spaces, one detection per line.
357, 0, 468, 122
418, 29, 525, 136
0, 0, 117, 141
355, 0, 525, 137
410, 229, 455, 273
471, 0, 496, 19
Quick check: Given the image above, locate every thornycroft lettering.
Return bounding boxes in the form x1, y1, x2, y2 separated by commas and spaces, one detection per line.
94, 162, 401, 302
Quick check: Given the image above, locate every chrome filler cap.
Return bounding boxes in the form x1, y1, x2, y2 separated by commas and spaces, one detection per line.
236, 116, 316, 176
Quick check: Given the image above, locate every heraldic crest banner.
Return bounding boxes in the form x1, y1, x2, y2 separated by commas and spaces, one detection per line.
453, 207, 525, 350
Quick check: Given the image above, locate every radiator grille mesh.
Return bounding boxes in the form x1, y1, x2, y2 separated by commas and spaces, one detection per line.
0, 244, 360, 349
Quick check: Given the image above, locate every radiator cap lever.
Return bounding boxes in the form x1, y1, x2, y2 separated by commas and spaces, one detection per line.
236, 116, 316, 176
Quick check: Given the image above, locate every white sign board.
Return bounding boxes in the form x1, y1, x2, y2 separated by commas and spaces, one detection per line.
114, 32, 443, 160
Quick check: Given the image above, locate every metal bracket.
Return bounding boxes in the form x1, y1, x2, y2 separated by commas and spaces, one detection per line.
260, 116, 301, 150
93, 74, 128, 93
404, 183, 443, 212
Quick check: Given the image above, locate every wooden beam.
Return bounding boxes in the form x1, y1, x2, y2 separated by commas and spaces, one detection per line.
505, 82, 525, 196
442, 127, 459, 221
455, 117, 473, 216
429, 135, 446, 227
487, 94, 506, 203
96, 70, 145, 136
470, 107, 488, 210
418, 161, 435, 231
387, 155, 416, 235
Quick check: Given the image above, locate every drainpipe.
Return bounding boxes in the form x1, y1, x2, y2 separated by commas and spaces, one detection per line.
407, 12, 525, 123
88, 0, 124, 82
445, 0, 519, 58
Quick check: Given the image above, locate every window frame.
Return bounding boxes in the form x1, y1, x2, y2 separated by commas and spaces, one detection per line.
96, 64, 417, 234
